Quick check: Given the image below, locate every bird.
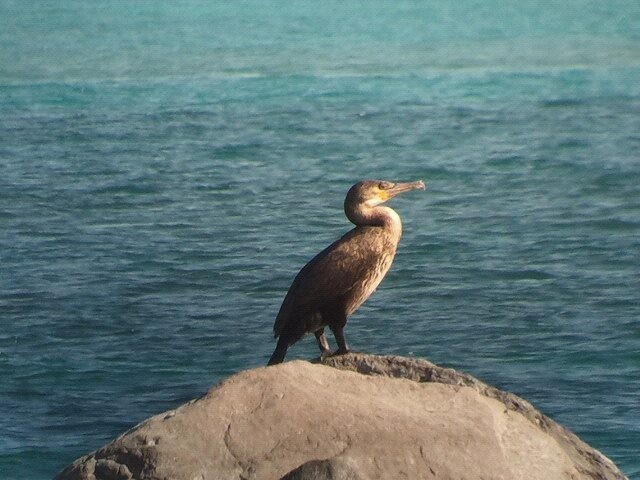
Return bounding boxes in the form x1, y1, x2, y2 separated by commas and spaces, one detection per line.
267, 179, 425, 365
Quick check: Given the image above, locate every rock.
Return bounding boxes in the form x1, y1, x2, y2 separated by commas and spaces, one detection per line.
55, 353, 627, 480
280, 457, 364, 480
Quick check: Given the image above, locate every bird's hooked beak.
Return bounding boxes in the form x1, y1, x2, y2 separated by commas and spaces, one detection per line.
384, 180, 426, 200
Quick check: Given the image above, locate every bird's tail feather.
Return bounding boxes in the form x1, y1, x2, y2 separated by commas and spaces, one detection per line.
267, 336, 289, 366
267, 347, 287, 366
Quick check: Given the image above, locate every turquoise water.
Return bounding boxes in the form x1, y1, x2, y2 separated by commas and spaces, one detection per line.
1, 1, 639, 478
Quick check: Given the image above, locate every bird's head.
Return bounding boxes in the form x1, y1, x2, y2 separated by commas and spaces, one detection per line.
345, 179, 426, 209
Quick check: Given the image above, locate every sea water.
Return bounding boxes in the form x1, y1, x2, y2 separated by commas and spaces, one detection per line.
1, 1, 639, 478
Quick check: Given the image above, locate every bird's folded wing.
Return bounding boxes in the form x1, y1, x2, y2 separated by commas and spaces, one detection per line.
273, 227, 388, 336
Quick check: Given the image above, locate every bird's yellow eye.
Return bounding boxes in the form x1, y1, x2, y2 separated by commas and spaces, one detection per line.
378, 181, 394, 190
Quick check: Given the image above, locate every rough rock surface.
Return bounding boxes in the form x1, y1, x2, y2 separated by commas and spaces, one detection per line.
55, 353, 627, 480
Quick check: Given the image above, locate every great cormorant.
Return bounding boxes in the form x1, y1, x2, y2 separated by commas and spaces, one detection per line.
268, 179, 425, 365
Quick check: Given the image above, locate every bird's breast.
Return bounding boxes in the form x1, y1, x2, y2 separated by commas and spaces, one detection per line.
345, 249, 396, 315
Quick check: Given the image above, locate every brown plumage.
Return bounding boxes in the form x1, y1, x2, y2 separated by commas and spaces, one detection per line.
268, 179, 425, 365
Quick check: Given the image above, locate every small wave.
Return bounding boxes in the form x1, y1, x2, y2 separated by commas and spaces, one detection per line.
0, 210, 18, 219
486, 154, 526, 168
540, 98, 584, 108
554, 218, 640, 232
91, 183, 160, 196
584, 219, 640, 231
474, 268, 555, 281
557, 138, 589, 149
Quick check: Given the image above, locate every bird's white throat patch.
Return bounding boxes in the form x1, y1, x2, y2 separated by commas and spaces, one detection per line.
365, 197, 385, 208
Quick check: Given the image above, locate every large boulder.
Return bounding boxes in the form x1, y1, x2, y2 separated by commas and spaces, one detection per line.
55, 353, 627, 480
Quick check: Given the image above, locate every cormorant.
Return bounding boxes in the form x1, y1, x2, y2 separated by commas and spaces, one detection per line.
268, 179, 425, 365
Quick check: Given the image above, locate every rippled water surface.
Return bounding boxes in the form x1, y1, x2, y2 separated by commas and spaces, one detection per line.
1, 1, 639, 478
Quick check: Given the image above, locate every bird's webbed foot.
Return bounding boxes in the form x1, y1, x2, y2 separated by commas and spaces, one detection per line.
330, 347, 351, 357
318, 347, 350, 362
330, 325, 350, 356
319, 349, 334, 360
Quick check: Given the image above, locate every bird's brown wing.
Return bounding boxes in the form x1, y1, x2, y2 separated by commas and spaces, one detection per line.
273, 226, 389, 337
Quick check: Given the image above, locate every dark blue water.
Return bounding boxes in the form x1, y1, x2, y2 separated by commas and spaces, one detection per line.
1, 1, 639, 478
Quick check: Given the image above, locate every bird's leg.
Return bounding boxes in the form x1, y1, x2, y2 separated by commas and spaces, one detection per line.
314, 329, 332, 355
330, 324, 350, 355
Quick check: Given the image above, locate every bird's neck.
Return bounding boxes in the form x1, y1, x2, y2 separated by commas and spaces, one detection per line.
347, 205, 402, 238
